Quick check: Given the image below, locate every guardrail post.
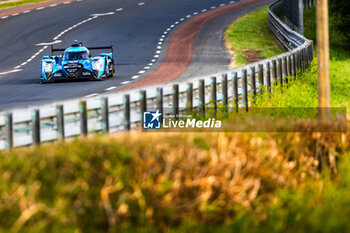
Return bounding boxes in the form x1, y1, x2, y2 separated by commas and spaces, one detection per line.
258, 64, 264, 94
172, 84, 179, 118
101, 97, 109, 134
304, 47, 308, 70
271, 59, 277, 86
249, 66, 256, 98
299, 49, 303, 74
56, 105, 65, 140
79, 101, 88, 136
232, 72, 239, 112
306, 46, 310, 65
302, 48, 306, 70
4, 112, 13, 150
309, 44, 313, 63
282, 56, 288, 84
140, 90, 147, 124
242, 69, 248, 112
304, 47, 309, 69
266, 62, 271, 94
210, 77, 217, 115
277, 58, 283, 86
221, 74, 228, 107
305, 47, 309, 69
295, 51, 300, 75
199, 79, 205, 115
186, 83, 193, 112
156, 88, 163, 114
123, 94, 130, 131
32, 109, 40, 145
310, 41, 314, 60
287, 55, 291, 77
292, 54, 297, 80
301, 48, 305, 73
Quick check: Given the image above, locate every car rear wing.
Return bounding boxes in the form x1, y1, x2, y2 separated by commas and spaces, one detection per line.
51, 42, 114, 57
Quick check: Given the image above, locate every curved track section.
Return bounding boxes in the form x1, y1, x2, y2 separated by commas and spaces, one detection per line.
0, 0, 270, 110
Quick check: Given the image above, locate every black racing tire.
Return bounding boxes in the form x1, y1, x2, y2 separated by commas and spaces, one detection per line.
106, 56, 114, 78
109, 61, 115, 78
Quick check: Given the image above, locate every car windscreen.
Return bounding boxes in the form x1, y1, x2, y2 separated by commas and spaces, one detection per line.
64, 51, 88, 61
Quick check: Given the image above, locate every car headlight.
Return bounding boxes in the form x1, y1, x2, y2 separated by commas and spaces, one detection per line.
92, 59, 104, 71
42, 62, 53, 73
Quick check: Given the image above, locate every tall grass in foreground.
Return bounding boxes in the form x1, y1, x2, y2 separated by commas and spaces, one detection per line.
0, 129, 349, 232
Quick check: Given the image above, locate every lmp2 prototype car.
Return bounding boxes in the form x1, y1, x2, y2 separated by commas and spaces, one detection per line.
40, 40, 115, 83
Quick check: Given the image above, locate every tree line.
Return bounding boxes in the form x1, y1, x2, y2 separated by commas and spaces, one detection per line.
329, 0, 350, 46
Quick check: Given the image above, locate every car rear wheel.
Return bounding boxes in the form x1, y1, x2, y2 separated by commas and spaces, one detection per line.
107, 58, 114, 78
109, 62, 114, 78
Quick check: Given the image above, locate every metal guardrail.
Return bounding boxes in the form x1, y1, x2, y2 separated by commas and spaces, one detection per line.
282, 0, 316, 35
269, 0, 307, 50
0, 0, 314, 150
303, 0, 317, 10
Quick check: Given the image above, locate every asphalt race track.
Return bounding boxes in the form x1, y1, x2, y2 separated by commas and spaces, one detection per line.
0, 0, 272, 110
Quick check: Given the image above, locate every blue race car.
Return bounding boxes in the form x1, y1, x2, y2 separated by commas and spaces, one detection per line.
40, 40, 115, 83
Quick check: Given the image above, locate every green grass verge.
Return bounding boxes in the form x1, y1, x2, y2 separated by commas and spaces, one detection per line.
225, 6, 350, 111
225, 6, 285, 67
254, 8, 350, 109
0, 0, 51, 9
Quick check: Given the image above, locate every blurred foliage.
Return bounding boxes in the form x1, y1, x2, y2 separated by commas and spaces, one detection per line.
0, 128, 349, 232
329, 0, 350, 48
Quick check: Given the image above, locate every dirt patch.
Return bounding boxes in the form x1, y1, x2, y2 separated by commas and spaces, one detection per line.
242, 49, 266, 63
